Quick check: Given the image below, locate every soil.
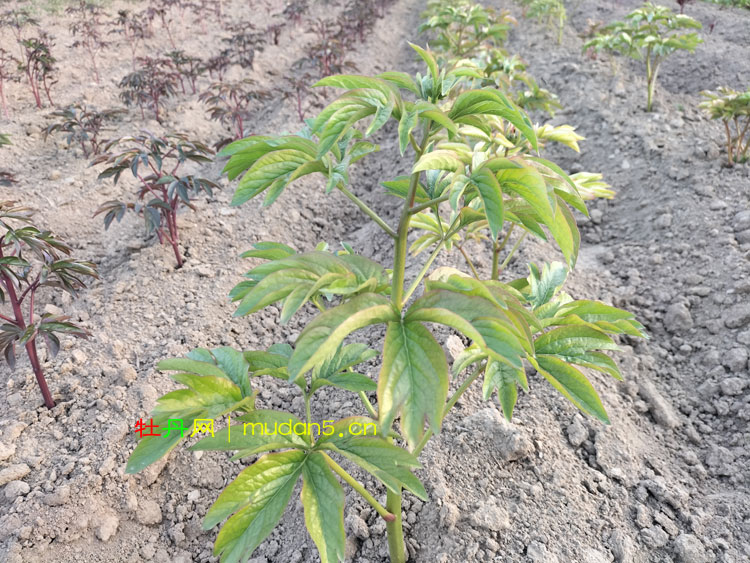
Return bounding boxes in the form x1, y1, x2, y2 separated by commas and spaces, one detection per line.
1, 0, 749, 562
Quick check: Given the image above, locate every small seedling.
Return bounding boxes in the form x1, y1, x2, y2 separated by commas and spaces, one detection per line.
222, 23, 265, 69
66, 0, 108, 83
199, 79, 271, 145
303, 18, 356, 78
205, 53, 230, 81
279, 0, 308, 26
0, 202, 98, 409
44, 103, 125, 157
166, 50, 205, 94
699, 86, 750, 165
18, 31, 57, 109
119, 57, 179, 122
584, 2, 702, 111
0, 48, 18, 118
109, 9, 150, 68
419, 0, 516, 56
516, 0, 566, 44
93, 132, 219, 268
266, 22, 283, 45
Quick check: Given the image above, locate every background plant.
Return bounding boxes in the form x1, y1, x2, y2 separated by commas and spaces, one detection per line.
0, 134, 13, 184
143, 4, 178, 50
205, 53, 230, 81
93, 132, 218, 268
222, 23, 265, 69
126, 43, 644, 563
283, 68, 317, 122
0, 202, 98, 409
302, 18, 356, 78
66, 0, 108, 83
518, 0, 567, 44
18, 31, 57, 109
0, 7, 40, 56
199, 79, 271, 146
109, 9, 150, 68
419, 0, 516, 57
702, 0, 750, 7
119, 56, 179, 122
278, 0, 308, 26
699, 86, 750, 165
583, 2, 702, 111
43, 103, 125, 158
0, 47, 17, 118
166, 50, 205, 94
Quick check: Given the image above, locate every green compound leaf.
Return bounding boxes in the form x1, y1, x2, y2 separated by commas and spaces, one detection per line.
377, 320, 449, 449
209, 451, 306, 562
470, 166, 504, 240
289, 293, 397, 379
531, 355, 610, 424
483, 359, 527, 421
301, 452, 346, 563
318, 418, 428, 500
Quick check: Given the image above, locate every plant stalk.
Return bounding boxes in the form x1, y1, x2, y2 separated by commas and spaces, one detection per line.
392, 122, 431, 309
408, 194, 450, 215
386, 489, 407, 562
336, 184, 397, 238
2, 271, 54, 408
413, 364, 484, 457
323, 453, 395, 522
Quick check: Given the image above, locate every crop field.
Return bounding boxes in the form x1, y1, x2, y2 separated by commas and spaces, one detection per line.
0, 0, 749, 562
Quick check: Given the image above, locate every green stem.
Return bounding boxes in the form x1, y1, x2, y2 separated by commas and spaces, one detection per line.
304, 394, 311, 425
492, 225, 515, 280
386, 489, 406, 563
403, 240, 444, 303
412, 364, 485, 457
336, 184, 397, 239
383, 121, 432, 563
323, 453, 395, 522
408, 194, 450, 215
498, 231, 527, 274
359, 391, 378, 419
457, 245, 480, 279
392, 122, 431, 310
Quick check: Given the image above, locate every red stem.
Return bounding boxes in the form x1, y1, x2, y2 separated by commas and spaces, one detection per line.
26, 339, 55, 409
1, 269, 54, 408
0, 81, 8, 119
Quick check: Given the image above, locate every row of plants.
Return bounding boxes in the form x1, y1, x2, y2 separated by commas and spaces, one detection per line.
578, 2, 749, 164
123, 1, 646, 562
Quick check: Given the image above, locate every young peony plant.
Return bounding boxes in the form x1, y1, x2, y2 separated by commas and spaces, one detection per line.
699, 86, 750, 165
583, 2, 702, 111
0, 202, 98, 408
126, 46, 645, 563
